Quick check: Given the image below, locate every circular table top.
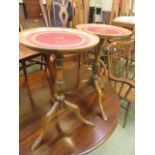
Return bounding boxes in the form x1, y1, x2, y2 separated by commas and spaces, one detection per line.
19, 27, 100, 54
76, 24, 132, 39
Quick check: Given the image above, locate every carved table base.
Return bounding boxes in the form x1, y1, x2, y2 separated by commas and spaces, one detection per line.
31, 53, 94, 151
65, 46, 108, 121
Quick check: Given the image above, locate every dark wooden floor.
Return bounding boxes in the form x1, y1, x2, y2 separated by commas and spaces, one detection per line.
19, 65, 120, 155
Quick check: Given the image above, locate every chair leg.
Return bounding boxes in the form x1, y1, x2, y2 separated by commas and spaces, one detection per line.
78, 53, 81, 68
21, 61, 28, 82
123, 102, 132, 128
40, 55, 44, 70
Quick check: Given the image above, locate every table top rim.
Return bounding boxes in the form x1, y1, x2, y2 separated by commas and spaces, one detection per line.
19, 27, 100, 54
76, 23, 132, 39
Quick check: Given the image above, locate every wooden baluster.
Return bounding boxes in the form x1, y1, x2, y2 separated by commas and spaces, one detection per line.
72, 0, 75, 27
129, 0, 134, 16
58, 0, 69, 27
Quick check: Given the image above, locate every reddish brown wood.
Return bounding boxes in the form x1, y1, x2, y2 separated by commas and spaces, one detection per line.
20, 67, 120, 155
25, 0, 43, 19
19, 3, 26, 20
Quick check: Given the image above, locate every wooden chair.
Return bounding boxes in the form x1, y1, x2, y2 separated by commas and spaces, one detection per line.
109, 0, 135, 30
19, 20, 47, 82
39, 0, 90, 27
107, 40, 135, 127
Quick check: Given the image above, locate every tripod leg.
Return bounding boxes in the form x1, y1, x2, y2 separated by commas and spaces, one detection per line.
31, 101, 59, 151
94, 79, 107, 121
92, 47, 107, 121
63, 99, 94, 127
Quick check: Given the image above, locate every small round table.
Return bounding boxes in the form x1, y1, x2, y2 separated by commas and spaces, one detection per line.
76, 24, 132, 127
76, 24, 132, 39
19, 27, 105, 151
76, 23, 132, 65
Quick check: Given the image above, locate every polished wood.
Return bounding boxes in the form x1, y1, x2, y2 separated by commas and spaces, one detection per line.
20, 68, 120, 155
107, 40, 135, 127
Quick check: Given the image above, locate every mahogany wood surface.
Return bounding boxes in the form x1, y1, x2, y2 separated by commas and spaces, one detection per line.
20, 66, 120, 155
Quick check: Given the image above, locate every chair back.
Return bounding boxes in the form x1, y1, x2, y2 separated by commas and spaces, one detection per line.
39, 0, 90, 28
110, 0, 134, 24
108, 40, 135, 80
107, 40, 135, 101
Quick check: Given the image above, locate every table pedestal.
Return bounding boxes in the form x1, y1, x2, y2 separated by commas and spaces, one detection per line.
31, 53, 94, 151
65, 47, 108, 121
92, 48, 107, 120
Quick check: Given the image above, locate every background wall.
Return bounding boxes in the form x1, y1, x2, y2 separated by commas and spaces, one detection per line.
101, 0, 113, 11
90, 0, 113, 11
90, 0, 134, 12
